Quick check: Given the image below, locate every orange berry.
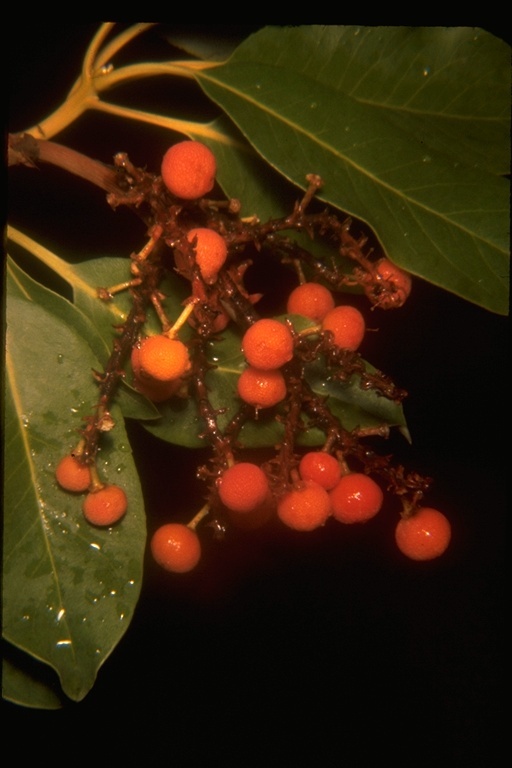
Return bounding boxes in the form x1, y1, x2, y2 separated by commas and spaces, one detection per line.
277, 481, 332, 531
187, 227, 228, 284
82, 484, 127, 526
226, 492, 275, 531
365, 257, 412, 309
132, 335, 191, 383
237, 366, 287, 410
55, 454, 91, 493
241, 318, 294, 371
287, 282, 335, 322
395, 507, 451, 561
298, 451, 341, 491
161, 140, 216, 200
151, 523, 201, 573
321, 305, 365, 351
329, 473, 383, 524
218, 462, 269, 514
133, 373, 182, 403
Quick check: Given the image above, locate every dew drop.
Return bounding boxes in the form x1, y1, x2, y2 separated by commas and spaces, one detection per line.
57, 354, 64, 364
422, 66, 431, 77
116, 464, 126, 474
422, 155, 432, 163
310, 102, 317, 109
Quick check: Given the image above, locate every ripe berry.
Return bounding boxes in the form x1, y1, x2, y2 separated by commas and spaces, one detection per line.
226, 493, 275, 530
237, 366, 287, 410
218, 462, 269, 514
151, 523, 201, 573
241, 318, 294, 371
133, 373, 182, 403
287, 282, 335, 323
298, 451, 341, 491
321, 305, 365, 351
366, 257, 412, 309
277, 481, 332, 531
161, 140, 216, 200
55, 454, 91, 493
132, 334, 191, 383
82, 484, 128, 526
187, 227, 228, 284
329, 473, 383, 523
395, 507, 451, 561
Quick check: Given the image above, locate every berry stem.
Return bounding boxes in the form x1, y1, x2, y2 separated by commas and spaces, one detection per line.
188, 503, 211, 530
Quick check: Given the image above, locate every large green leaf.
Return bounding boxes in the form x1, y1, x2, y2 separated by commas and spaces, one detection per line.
3, 288, 146, 704
194, 26, 510, 315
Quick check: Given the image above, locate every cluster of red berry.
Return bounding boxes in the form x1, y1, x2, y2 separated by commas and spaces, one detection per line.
55, 139, 451, 574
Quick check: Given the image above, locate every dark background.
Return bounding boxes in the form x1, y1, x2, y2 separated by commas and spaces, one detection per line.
4, 23, 508, 764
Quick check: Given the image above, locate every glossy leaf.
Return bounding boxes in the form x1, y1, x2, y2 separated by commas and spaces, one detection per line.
2, 645, 67, 710
195, 26, 510, 315
3, 288, 146, 703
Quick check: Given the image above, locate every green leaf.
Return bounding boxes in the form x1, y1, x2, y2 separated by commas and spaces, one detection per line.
195, 26, 510, 315
3, 289, 146, 703
3, 644, 67, 710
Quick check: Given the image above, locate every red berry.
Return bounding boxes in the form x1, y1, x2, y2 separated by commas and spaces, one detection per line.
218, 463, 269, 514
226, 492, 275, 531
277, 482, 332, 531
287, 282, 335, 322
82, 485, 128, 526
132, 335, 191, 383
237, 366, 287, 410
322, 305, 365, 351
365, 258, 412, 309
133, 373, 182, 403
329, 473, 383, 524
241, 319, 294, 370
151, 523, 201, 573
298, 451, 342, 491
55, 454, 91, 492
187, 227, 228, 284
161, 140, 216, 200
395, 507, 451, 561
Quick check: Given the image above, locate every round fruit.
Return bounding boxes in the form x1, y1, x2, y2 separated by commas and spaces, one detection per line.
132, 335, 191, 383
329, 473, 383, 523
218, 462, 269, 514
133, 373, 182, 403
241, 318, 294, 370
237, 366, 287, 410
82, 484, 128, 526
187, 227, 228, 284
151, 523, 201, 573
287, 282, 335, 323
55, 454, 91, 492
367, 258, 412, 309
277, 481, 332, 531
226, 493, 275, 531
395, 507, 451, 561
161, 140, 216, 200
321, 305, 365, 351
298, 451, 341, 491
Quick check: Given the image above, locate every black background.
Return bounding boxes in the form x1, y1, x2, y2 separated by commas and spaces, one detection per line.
4, 23, 509, 764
